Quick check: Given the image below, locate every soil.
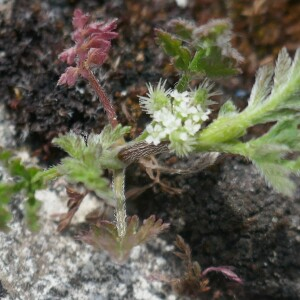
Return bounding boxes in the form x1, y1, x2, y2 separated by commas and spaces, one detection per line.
1, 0, 300, 299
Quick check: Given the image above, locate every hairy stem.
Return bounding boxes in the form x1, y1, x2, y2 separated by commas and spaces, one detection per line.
84, 63, 127, 238
84, 63, 118, 128
113, 169, 127, 238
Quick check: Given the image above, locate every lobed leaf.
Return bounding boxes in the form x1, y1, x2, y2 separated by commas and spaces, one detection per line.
98, 124, 131, 150
156, 18, 242, 89
155, 29, 191, 71
189, 47, 240, 77
169, 19, 195, 40
194, 48, 300, 196
79, 215, 169, 264
53, 132, 88, 159
248, 65, 274, 108
50, 126, 131, 203
218, 100, 238, 117
57, 157, 113, 204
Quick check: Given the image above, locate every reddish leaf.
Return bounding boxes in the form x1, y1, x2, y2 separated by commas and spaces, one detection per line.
57, 187, 86, 232
78, 214, 169, 264
202, 266, 243, 284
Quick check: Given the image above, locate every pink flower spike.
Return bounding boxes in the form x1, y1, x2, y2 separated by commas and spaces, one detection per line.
88, 19, 118, 33
99, 19, 118, 33
86, 38, 111, 52
86, 21, 105, 32
201, 266, 243, 284
87, 49, 107, 66
72, 9, 90, 29
57, 67, 79, 87
90, 32, 118, 41
57, 9, 119, 126
58, 47, 76, 65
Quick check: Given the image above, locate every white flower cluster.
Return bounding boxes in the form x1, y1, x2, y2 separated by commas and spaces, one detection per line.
139, 80, 213, 156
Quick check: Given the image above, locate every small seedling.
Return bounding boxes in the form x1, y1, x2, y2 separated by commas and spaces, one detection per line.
0, 149, 44, 231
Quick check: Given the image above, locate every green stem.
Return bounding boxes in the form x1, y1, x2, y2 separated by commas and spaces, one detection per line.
195, 113, 252, 152
194, 70, 300, 157
83, 63, 127, 238
113, 169, 127, 238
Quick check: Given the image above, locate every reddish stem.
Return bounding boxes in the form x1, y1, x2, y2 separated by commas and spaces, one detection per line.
84, 63, 118, 128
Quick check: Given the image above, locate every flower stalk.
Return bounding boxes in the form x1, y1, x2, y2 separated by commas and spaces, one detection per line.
57, 9, 127, 238
83, 62, 118, 128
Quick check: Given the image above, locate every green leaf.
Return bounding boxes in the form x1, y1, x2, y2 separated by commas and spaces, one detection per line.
25, 197, 41, 232
0, 149, 45, 231
253, 160, 296, 197
188, 48, 206, 73
0, 206, 12, 232
53, 132, 87, 159
241, 120, 300, 196
0, 182, 22, 204
9, 158, 28, 178
169, 19, 194, 40
51, 126, 130, 204
176, 73, 191, 92
218, 100, 238, 117
0, 149, 12, 163
245, 48, 300, 124
194, 49, 300, 196
98, 124, 131, 150
58, 157, 113, 204
32, 167, 60, 184
193, 18, 232, 45
156, 18, 243, 88
247, 65, 274, 109
155, 29, 191, 71
156, 29, 181, 56
189, 47, 240, 77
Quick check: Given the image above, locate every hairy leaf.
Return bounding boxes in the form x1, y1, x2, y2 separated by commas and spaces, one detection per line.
155, 29, 191, 71
169, 19, 194, 40
195, 48, 300, 196
189, 47, 240, 77
97, 124, 131, 150
50, 126, 130, 204
53, 132, 87, 159
156, 18, 242, 89
79, 215, 169, 264
57, 157, 113, 204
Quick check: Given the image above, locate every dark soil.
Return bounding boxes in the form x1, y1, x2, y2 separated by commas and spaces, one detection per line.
1, 0, 300, 299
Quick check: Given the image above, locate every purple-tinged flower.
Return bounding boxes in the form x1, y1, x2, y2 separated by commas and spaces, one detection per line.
58, 47, 76, 65
87, 48, 107, 66
57, 67, 79, 86
57, 9, 118, 87
72, 9, 90, 29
